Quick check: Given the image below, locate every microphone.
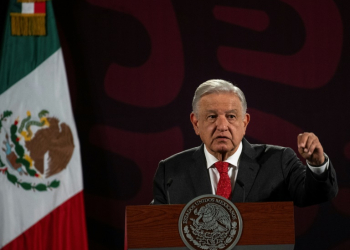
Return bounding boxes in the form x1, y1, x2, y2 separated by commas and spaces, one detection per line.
166, 178, 173, 205
236, 180, 245, 202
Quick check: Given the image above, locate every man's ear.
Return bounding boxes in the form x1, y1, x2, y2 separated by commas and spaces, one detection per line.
243, 113, 250, 128
190, 112, 200, 135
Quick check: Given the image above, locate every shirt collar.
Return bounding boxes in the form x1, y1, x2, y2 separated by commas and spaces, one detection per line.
204, 141, 243, 169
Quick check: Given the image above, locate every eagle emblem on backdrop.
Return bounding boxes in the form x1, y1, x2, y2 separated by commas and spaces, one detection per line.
0, 109, 74, 191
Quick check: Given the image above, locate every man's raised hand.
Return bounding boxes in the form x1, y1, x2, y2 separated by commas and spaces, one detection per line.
297, 132, 325, 166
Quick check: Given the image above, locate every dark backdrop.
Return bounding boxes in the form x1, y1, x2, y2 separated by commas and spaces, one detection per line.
2, 0, 350, 249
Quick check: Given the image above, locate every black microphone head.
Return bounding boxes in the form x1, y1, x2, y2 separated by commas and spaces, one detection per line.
236, 180, 244, 187
167, 178, 173, 187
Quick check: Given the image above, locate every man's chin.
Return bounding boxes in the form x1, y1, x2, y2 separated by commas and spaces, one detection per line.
212, 146, 234, 154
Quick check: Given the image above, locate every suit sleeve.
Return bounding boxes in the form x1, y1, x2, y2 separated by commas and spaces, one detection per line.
152, 160, 168, 204
282, 147, 338, 207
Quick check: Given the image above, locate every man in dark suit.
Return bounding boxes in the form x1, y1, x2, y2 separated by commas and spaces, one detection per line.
152, 79, 338, 207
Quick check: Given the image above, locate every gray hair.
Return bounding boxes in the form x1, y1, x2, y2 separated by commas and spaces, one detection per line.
192, 79, 247, 116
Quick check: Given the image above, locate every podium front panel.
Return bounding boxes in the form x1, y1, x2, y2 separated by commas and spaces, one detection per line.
125, 202, 294, 249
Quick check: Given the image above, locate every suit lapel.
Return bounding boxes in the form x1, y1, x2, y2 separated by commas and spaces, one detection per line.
190, 144, 212, 197
231, 138, 260, 203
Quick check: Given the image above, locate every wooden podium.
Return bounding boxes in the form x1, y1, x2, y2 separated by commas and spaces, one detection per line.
125, 202, 295, 250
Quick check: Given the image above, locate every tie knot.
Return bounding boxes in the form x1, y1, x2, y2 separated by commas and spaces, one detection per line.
215, 161, 229, 174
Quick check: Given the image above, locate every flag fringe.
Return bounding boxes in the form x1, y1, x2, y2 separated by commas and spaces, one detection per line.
10, 13, 46, 36
17, 0, 49, 2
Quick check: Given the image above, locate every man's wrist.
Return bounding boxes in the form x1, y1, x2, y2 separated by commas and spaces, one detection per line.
307, 153, 328, 167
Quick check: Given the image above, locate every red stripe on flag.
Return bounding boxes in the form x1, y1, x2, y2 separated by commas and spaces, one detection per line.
3, 191, 88, 250
34, 2, 46, 14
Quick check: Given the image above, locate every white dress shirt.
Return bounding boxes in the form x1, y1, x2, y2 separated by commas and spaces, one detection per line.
203, 142, 329, 195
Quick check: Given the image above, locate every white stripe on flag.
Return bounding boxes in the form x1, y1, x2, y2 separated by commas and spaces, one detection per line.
21, 3, 34, 14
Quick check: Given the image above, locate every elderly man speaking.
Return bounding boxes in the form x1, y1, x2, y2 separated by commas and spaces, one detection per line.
152, 79, 338, 207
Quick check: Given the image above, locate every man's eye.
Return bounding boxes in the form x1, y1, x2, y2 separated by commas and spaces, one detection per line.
227, 115, 236, 119
208, 115, 216, 119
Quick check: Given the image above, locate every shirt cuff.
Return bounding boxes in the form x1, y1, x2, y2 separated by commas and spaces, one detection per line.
307, 153, 329, 175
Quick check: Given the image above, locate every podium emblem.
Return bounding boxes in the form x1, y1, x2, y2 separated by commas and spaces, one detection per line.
178, 195, 243, 250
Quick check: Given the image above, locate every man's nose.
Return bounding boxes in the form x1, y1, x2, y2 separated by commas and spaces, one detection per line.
216, 115, 228, 131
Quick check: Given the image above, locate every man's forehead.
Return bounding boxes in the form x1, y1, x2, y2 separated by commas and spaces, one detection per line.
204, 109, 239, 113
199, 93, 242, 106
200, 92, 240, 103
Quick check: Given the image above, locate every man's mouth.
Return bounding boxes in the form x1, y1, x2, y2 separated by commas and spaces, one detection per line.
215, 136, 230, 140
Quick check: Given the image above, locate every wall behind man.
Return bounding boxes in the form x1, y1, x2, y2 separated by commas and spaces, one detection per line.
2, 0, 349, 249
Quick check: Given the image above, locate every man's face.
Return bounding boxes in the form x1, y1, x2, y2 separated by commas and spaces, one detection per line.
190, 92, 250, 160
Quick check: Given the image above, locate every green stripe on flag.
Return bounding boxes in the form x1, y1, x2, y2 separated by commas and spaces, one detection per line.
0, 0, 60, 95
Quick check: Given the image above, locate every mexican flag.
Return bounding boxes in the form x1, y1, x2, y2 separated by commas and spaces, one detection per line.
0, 0, 88, 249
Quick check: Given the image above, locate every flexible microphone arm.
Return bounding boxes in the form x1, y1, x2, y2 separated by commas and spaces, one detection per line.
166, 178, 173, 205
236, 180, 246, 203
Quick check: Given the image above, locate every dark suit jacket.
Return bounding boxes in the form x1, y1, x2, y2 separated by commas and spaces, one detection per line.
153, 138, 338, 207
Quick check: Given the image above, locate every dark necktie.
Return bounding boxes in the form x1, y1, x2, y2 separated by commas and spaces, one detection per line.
215, 161, 231, 199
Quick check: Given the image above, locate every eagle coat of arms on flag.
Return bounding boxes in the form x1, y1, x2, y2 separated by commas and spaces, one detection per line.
0, 109, 75, 192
